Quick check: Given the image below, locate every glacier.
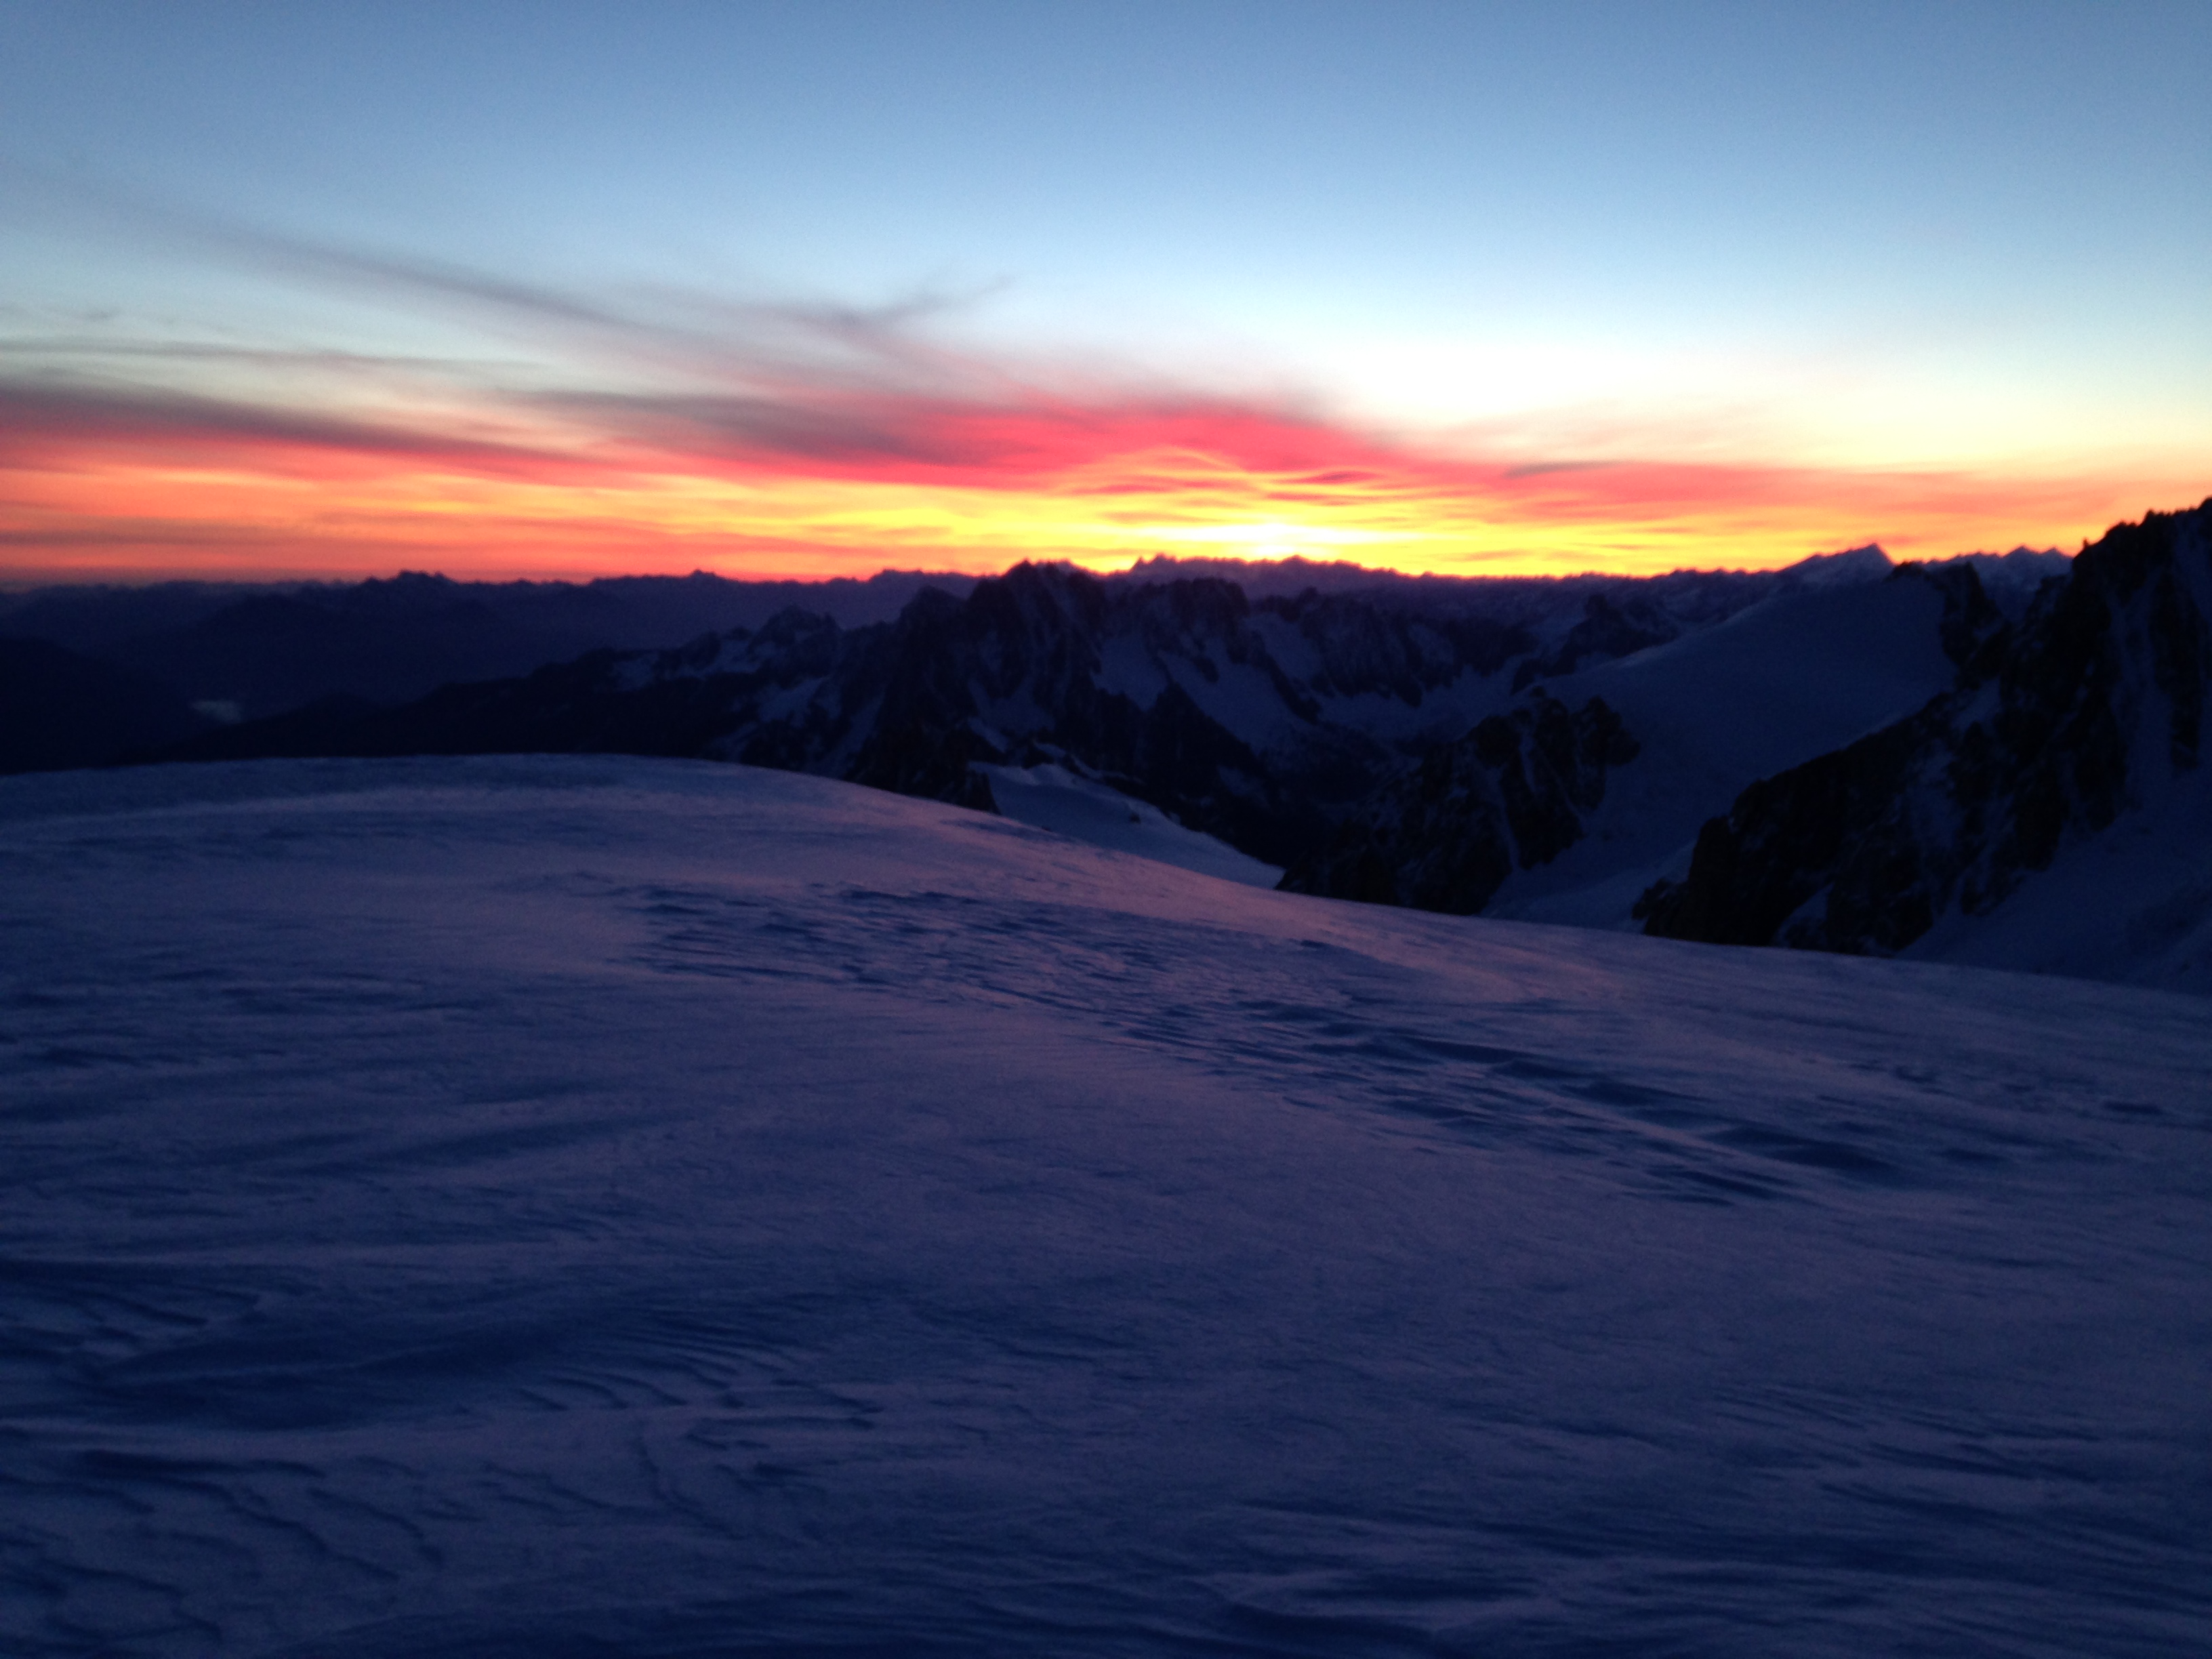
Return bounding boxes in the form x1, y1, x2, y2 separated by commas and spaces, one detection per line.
2, 755, 2207, 1656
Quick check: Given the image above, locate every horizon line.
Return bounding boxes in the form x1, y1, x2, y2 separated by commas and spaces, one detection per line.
1, 535, 2095, 597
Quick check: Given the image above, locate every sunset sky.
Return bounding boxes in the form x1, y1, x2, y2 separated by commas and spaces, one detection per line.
3, 1, 2207, 583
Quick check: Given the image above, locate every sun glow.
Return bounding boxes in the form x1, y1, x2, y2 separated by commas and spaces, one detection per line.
1, 377, 2188, 584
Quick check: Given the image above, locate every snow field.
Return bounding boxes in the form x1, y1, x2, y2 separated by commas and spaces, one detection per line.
1, 755, 2207, 1656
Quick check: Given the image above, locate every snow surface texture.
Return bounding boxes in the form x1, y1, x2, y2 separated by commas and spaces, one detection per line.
3, 756, 2207, 1658
976, 761, 1284, 888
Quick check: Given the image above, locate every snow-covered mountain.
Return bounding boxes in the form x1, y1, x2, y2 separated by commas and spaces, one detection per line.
1953, 546, 2074, 617
1641, 499, 2212, 993
36, 516, 2207, 988
148, 547, 1946, 874
3, 754, 2206, 1656
1280, 560, 1987, 921
0, 568, 981, 742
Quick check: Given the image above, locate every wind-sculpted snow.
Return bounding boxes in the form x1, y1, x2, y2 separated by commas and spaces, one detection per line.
3, 756, 2208, 1656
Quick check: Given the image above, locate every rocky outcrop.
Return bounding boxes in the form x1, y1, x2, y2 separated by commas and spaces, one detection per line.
150, 562, 1527, 868
0, 569, 979, 723
131, 536, 2028, 901
1640, 500, 2212, 955
1258, 588, 1532, 704
1280, 693, 1639, 913
0, 636, 216, 773
820, 567, 1310, 855
1511, 593, 1678, 691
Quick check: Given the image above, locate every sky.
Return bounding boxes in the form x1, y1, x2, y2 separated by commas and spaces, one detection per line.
2, 1, 2208, 585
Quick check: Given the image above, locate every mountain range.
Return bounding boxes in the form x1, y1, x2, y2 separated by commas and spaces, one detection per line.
8, 506, 2204, 991
1638, 502, 2211, 989
0, 567, 977, 749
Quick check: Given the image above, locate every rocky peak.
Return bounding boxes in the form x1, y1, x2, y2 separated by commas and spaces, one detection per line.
1778, 544, 1894, 588
1641, 499, 2212, 958
1279, 691, 1639, 914
1887, 559, 2008, 676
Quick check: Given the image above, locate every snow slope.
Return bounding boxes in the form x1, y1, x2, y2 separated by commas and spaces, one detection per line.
1491, 575, 1957, 924
976, 760, 1284, 887
1902, 764, 2212, 993
3, 756, 2207, 1657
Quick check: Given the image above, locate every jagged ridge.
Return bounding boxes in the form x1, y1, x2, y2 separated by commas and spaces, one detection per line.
150, 560, 1776, 867
1639, 500, 2212, 955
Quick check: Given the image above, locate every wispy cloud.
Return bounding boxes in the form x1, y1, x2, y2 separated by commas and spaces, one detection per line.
0, 382, 575, 479
0, 191, 2188, 580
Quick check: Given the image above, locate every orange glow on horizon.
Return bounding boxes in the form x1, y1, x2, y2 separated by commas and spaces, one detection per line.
1, 383, 2196, 585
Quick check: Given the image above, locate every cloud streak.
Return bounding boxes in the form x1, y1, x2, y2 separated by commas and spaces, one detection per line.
1, 359, 2174, 584
0, 382, 571, 476
0, 205, 2192, 581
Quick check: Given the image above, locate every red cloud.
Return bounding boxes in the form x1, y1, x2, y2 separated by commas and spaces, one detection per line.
1, 367, 2193, 583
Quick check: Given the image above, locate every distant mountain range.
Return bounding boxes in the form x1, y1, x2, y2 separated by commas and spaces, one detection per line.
83, 551, 1911, 865
9, 510, 2205, 991
0, 567, 977, 755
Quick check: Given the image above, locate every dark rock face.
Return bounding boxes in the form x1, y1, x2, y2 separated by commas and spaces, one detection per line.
1511, 594, 1678, 691
1281, 694, 1639, 914
1257, 588, 1533, 704
151, 562, 1531, 869
1903, 558, 2011, 676
821, 567, 1311, 849
0, 570, 981, 722
116, 537, 2016, 897
802, 567, 1319, 860
0, 636, 216, 773
1641, 500, 2212, 956
1632, 717, 1931, 948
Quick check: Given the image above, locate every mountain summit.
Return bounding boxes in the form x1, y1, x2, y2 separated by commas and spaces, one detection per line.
1639, 499, 2212, 989
24, 503, 2210, 989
